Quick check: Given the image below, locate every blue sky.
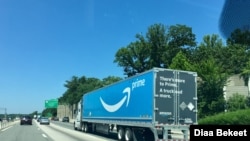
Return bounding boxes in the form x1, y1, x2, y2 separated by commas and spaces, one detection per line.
0, 0, 225, 114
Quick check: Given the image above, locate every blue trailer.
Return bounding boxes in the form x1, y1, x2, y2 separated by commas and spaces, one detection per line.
74, 67, 197, 141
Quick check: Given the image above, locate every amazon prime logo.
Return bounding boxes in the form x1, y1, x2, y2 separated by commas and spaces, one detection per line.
100, 87, 131, 112
132, 78, 145, 90
100, 78, 146, 112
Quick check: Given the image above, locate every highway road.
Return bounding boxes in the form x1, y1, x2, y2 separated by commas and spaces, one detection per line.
0, 119, 117, 141
0, 119, 188, 141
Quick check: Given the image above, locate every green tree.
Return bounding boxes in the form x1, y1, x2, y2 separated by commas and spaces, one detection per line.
114, 23, 196, 77
192, 33, 249, 75
146, 23, 168, 68
102, 76, 123, 86
114, 41, 151, 77
165, 24, 196, 67
59, 76, 103, 105
223, 29, 250, 74
227, 28, 250, 49
59, 76, 82, 105
222, 44, 249, 74
246, 97, 250, 107
42, 108, 57, 117
169, 51, 195, 71
195, 57, 227, 118
226, 93, 248, 112
240, 58, 250, 86
59, 75, 122, 107
192, 34, 224, 66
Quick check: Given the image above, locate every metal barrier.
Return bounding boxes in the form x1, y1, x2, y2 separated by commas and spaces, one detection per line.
0, 120, 14, 129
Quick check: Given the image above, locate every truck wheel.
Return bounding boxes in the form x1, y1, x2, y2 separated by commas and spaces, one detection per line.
125, 128, 133, 141
81, 124, 84, 132
73, 123, 77, 130
118, 127, 125, 141
83, 123, 89, 133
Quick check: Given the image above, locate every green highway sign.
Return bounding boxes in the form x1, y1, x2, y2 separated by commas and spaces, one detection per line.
45, 99, 58, 108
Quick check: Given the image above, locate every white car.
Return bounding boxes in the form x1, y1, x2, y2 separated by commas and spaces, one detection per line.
39, 117, 50, 125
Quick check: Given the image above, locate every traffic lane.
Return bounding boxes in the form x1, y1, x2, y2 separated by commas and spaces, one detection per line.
36, 120, 117, 141
50, 120, 188, 140
51, 120, 73, 129
0, 122, 53, 141
51, 120, 118, 140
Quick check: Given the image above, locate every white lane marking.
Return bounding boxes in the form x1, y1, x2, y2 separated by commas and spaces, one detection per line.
42, 134, 47, 138
36, 120, 116, 141
38, 126, 47, 138
1, 126, 13, 131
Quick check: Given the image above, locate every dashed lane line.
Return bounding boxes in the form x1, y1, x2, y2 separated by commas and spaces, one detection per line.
42, 133, 47, 138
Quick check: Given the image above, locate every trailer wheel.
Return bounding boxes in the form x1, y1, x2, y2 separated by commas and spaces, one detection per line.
125, 128, 133, 141
118, 127, 125, 141
92, 124, 96, 133
143, 128, 155, 141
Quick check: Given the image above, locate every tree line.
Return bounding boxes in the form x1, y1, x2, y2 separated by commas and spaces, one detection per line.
57, 23, 250, 119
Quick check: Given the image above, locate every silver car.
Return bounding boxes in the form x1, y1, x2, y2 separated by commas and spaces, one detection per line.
39, 117, 50, 125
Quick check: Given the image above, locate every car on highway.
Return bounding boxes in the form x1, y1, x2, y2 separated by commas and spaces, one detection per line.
37, 117, 40, 122
20, 115, 32, 125
40, 117, 50, 125
51, 117, 59, 121
62, 117, 69, 122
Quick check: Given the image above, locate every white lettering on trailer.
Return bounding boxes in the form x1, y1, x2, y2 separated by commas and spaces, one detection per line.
159, 112, 172, 116
132, 78, 145, 90
158, 76, 185, 96
159, 94, 171, 98
159, 88, 183, 94
165, 82, 177, 87
159, 76, 185, 83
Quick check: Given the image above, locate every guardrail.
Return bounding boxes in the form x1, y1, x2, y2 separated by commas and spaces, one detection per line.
0, 121, 7, 129
0, 120, 16, 129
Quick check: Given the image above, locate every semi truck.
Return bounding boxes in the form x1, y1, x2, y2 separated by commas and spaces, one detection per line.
74, 67, 198, 141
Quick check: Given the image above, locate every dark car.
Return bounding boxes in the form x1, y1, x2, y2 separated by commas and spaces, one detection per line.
20, 115, 32, 125
52, 117, 59, 121
62, 117, 69, 122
